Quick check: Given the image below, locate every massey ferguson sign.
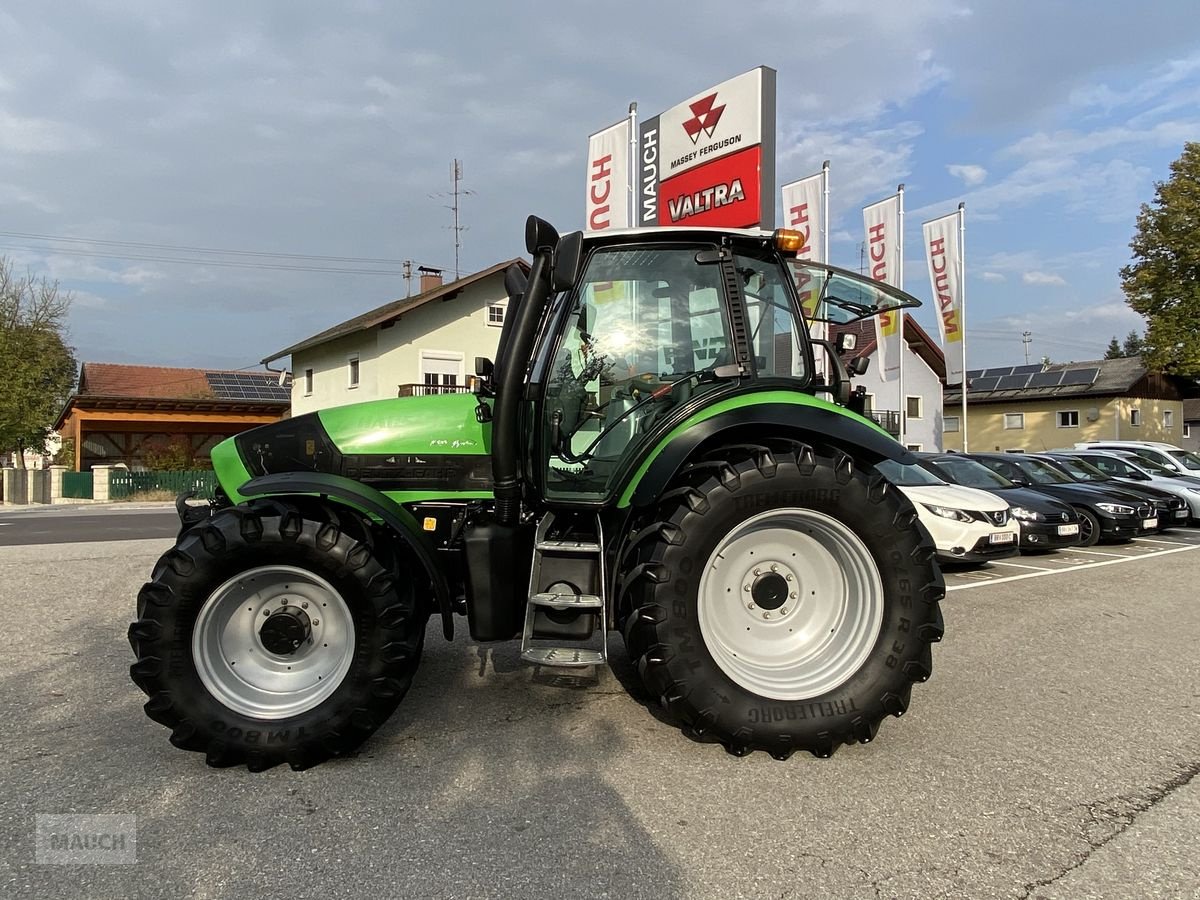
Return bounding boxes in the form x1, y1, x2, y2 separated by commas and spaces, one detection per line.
638, 67, 775, 229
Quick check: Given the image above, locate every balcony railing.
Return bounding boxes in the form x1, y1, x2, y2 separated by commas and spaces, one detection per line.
398, 383, 473, 397
867, 409, 901, 437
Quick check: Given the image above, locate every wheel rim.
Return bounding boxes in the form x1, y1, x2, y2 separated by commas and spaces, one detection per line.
1080, 513, 1095, 542
697, 508, 885, 701
192, 565, 356, 720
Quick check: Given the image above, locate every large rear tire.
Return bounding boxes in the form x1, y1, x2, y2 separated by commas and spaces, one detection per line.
620, 442, 944, 759
128, 500, 425, 771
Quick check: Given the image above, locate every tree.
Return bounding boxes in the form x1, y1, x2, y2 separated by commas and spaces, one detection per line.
0, 259, 78, 468
1122, 330, 1145, 357
1121, 142, 1200, 373
1105, 337, 1123, 359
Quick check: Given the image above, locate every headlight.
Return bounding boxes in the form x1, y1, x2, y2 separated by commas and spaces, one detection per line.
1010, 506, 1044, 522
1096, 502, 1135, 515
922, 503, 974, 523
1187, 487, 1200, 494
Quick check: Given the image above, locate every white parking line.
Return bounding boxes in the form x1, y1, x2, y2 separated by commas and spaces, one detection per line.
946, 543, 1200, 591
990, 560, 1059, 571
1133, 537, 1198, 546
1063, 548, 1137, 559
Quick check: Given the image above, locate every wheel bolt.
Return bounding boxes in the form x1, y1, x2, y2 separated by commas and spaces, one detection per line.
770, 564, 778, 572
743, 584, 750, 592
301, 601, 309, 609
746, 603, 755, 610
790, 592, 797, 600
312, 619, 319, 626
263, 610, 270, 617
780, 607, 789, 615
280, 598, 288, 605
786, 574, 794, 582
753, 568, 761, 576
762, 612, 771, 619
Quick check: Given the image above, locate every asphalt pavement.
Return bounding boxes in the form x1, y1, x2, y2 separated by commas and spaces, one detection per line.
0, 504, 178, 546
1, 535, 1198, 899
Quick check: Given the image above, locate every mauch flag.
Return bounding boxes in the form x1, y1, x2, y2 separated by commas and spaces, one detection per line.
782, 171, 827, 368
863, 194, 901, 381
585, 118, 631, 232
923, 212, 965, 385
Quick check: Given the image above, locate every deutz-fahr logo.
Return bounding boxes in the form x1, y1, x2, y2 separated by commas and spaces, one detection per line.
683, 93, 726, 144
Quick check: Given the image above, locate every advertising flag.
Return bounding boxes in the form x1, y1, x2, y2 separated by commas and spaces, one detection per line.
585, 118, 631, 232
782, 170, 827, 366
863, 194, 902, 381
923, 211, 965, 385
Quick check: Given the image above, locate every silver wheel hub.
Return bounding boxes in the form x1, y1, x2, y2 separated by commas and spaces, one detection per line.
698, 508, 885, 701
192, 565, 356, 720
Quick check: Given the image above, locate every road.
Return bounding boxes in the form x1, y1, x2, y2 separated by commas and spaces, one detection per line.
1, 534, 1198, 899
0, 505, 178, 546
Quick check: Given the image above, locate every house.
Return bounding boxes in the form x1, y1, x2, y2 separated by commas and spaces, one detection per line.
1181, 398, 1200, 451
831, 314, 947, 451
941, 356, 1184, 452
263, 260, 528, 416
54, 363, 290, 471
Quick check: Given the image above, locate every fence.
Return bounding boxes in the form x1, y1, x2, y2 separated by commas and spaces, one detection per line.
62, 471, 94, 499
108, 469, 218, 500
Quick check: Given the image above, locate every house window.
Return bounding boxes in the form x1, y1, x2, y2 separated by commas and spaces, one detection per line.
1163, 409, 1174, 428
348, 355, 360, 389
304, 368, 313, 396
906, 444, 922, 452
419, 350, 465, 395
944, 416, 960, 433
487, 303, 506, 327
1185, 423, 1192, 439
906, 396, 922, 420
1130, 408, 1141, 427
863, 393, 875, 412
1004, 413, 1024, 430
1057, 410, 1079, 428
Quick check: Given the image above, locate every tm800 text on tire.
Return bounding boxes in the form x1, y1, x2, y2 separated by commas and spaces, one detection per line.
128, 500, 425, 771
620, 442, 944, 759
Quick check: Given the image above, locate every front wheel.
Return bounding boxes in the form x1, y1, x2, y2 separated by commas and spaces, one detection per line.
1075, 507, 1101, 547
128, 501, 425, 770
620, 442, 944, 759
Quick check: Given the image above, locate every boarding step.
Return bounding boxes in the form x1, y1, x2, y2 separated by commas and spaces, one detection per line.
520, 647, 605, 667
535, 539, 602, 553
529, 592, 603, 610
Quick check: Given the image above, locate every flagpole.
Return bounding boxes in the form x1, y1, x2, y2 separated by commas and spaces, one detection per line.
959, 202, 968, 452
820, 160, 830, 319
897, 183, 905, 446
627, 103, 638, 229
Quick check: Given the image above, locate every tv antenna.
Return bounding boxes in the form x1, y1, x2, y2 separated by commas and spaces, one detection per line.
1022, 330, 1032, 364
431, 159, 473, 279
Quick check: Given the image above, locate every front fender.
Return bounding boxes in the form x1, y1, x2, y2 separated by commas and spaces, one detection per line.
619, 400, 916, 508
239, 471, 454, 639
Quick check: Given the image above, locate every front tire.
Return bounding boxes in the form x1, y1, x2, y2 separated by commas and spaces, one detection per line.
1075, 507, 1101, 547
128, 501, 425, 770
620, 443, 944, 759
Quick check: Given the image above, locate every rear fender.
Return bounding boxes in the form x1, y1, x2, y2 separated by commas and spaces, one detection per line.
621, 402, 916, 508
239, 472, 454, 639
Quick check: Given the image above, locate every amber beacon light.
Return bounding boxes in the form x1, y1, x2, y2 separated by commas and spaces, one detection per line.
773, 228, 807, 253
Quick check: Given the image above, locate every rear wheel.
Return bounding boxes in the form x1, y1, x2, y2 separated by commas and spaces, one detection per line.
128, 501, 425, 770
620, 442, 944, 759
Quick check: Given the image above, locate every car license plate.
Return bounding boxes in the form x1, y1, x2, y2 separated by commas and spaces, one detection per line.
1057, 524, 1079, 536
1142, 517, 1158, 529
1174, 509, 1188, 518
990, 532, 1015, 544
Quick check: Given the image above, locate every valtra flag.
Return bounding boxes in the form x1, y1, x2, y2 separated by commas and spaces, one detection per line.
585, 118, 631, 232
863, 194, 902, 381
639, 66, 776, 229
923, 212, 965, 385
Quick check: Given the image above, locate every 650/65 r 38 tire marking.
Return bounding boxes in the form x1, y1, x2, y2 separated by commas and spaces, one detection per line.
128, 500, 425, 771
620, 441, 944, 760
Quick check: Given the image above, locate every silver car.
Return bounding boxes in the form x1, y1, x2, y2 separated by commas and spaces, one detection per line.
1062, 449, 1200, 523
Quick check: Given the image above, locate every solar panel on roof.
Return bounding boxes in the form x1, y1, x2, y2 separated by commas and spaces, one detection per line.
968, 376, 1000, 392
1028, 370, 1066, 388
1060, 367, 1099, 387
965, 369, 987, 379
996, 373, 1032, 390
983, 366, 1014, 377
1011, 364, 1044, 375
206, 372, 290, 402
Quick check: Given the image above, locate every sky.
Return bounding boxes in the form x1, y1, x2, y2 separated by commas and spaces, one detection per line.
2, 1, 1198, 374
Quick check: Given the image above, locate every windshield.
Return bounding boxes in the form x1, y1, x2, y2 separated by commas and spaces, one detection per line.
1123, 453, 1172, 476
1168, 449, 1200, 471
928, 457, 1013, 489
877, 458, 945, 487
1050, 456, 1108, 482
1011, 457, 1074, 484
736, 252, 809, 380
1082, 455, 1138, 478
787, 261, 920, 324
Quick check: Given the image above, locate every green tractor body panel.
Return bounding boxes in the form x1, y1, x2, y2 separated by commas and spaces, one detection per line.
318, 393, 491, 456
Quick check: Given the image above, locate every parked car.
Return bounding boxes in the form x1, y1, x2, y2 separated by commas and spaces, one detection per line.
965, 452, 1155, 547
1054, 449, 1200, 525
1074, 441, 1200, 476
917, 453, 1082, 551
1035, 453, 1188, 531
876, 458, 1018, 564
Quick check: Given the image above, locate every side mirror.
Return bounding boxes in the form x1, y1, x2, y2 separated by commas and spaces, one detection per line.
525, 215, 560, 255
1009, 476, 1028, 486
551, 230, 585, 292
836, 332, 857, 354
475, 357, 494, 379
847, 355, 870, 376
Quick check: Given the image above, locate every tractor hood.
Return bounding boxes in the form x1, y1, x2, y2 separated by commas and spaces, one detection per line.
211, 393, 492, 501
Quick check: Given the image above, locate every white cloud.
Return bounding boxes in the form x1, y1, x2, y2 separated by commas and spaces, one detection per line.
1023, 271, 1067, 286
981, 272, 1006, 283
947, 164, 987, 186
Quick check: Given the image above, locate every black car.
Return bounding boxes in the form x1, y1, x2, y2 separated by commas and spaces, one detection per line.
1034, 453, 1188, 532
918, 454, 1083, 551
965, 452, 1155, 546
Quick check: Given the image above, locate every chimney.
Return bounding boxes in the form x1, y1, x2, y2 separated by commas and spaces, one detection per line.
418, 266, 444, 293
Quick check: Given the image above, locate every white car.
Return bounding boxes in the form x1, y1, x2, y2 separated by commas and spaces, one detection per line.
1066, 449, 1200, 523
876, 459, 1018, 564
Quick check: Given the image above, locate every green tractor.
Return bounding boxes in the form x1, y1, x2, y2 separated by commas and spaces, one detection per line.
128, 216, 944, 770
